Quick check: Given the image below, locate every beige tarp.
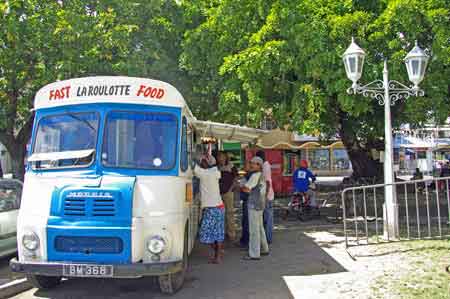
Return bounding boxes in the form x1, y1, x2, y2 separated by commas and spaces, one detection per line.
193, 120, 268, 143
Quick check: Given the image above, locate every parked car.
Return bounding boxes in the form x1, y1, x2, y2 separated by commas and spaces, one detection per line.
0, 179, 22, 257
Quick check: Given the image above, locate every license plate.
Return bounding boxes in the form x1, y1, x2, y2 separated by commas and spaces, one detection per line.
62, 264, 113, 277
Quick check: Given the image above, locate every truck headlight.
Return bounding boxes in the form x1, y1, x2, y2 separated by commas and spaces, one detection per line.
22, 231, 40, 251
147, 236, 166, 254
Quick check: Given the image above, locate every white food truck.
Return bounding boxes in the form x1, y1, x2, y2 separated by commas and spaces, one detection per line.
10, 76, 265, 293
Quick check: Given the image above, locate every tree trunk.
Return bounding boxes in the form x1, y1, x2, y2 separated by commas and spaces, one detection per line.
345, 145, 382, 179
0, 116, 34, 182
337, 109, 383, 179
10, 145, 26, 181
1, 138, 27, 181
0, 138, 27, 181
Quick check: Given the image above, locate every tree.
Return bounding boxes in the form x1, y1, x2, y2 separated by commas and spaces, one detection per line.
181, 0, 450, 178
2, 0, 448, 179
0, 0, 138, 179
118, 0, 193, 101
0, 0, 186, 180
0, 0, 62, 180
180, 0, 275, 123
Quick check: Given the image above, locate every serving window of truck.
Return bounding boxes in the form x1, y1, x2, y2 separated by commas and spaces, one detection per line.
11, 76, 267, 294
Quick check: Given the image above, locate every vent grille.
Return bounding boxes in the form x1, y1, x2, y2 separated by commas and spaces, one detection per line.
54, 236, 123, 254
92, 198, 115, 216
63, 193, 116, 217
64, 198, 86, 216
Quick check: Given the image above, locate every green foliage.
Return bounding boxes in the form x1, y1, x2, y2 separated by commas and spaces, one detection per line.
0, 0, 449, 178
181, 0, 449, 176
0, 0, 186, 178
182, 0, 450, 133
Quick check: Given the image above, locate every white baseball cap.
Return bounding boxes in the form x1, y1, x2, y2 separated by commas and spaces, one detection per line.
250, 156, 264, 167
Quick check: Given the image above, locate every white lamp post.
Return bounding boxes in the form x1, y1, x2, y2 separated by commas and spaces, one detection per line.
343, 38, 429, 239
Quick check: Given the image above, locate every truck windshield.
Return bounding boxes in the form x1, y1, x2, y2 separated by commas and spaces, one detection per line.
102, 111, 178, 170
32, 112, 99, 168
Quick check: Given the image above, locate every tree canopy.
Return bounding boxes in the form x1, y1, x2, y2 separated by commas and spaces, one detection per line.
0, 0, 449, 178
181, 0, 450, 176
0, 0, 186, 179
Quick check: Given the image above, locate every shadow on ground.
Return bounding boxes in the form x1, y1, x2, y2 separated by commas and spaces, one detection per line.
0, 253, 23, 285
27, 225, 347, 299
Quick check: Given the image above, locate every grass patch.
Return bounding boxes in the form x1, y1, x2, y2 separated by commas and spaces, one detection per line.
370, 240, 450, 299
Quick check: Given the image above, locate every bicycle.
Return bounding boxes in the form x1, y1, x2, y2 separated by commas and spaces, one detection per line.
282, 191, 320, 221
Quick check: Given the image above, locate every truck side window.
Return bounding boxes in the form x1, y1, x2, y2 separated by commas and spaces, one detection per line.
181, 117, 188, 172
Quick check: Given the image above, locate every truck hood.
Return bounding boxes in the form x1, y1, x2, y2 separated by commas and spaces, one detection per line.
48, 175, 136, 226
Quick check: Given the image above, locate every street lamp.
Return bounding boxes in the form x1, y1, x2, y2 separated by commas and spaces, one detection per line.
343, 37, 429, 239
404, 41, 429, 90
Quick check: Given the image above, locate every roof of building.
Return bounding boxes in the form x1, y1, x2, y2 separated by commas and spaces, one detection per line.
256, 128, 344, 149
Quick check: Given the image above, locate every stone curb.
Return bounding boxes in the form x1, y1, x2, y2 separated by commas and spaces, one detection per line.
0, 278, 32, 299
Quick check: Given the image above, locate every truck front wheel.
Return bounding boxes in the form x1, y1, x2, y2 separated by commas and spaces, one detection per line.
26, 274, 61, 290
158, 229, 188, 294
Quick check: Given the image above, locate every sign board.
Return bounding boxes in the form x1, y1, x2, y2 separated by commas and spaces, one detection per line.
34, 76, 186, 109
222, 142, 241, 151
291, 133, 319, 142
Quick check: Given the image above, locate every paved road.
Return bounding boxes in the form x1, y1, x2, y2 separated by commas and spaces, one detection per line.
0, 253, 22, 285
11, 221, 348, 299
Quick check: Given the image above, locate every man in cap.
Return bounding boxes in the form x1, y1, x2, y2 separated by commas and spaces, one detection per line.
293, 159, 316, 205
241, 156, 269, 260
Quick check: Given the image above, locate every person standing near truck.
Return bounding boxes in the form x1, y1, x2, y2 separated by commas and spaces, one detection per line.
217, 151, 238, 241
237, 159, 252, 248
256, 150, 274, 244
194, 155, 225, 264
241, 156, 269, 260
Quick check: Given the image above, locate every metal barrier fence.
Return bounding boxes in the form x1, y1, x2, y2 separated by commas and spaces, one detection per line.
341, 176, 450, 248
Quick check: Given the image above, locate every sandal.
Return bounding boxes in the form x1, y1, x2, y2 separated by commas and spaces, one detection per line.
242, 255, 260, 261
208, 243, 217, 263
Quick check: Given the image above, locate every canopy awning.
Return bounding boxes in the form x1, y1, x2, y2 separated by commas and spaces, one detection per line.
193, 120, 268, 143
395, 135, 435, 148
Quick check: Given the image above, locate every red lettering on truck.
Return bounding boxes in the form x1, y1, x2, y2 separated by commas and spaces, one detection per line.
136, 85, 165, 99
49, 86, 71, 100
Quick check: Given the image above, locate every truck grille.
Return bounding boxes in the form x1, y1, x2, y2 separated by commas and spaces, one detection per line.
64, 198, 87, 216
63, 192, 116, 217
54, 236, 123, 254
92, 198, 115, 216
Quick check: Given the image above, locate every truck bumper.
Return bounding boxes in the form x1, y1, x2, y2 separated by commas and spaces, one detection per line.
10, 258, 183, 278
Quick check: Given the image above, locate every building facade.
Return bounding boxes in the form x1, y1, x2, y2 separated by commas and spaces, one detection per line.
245, 129, 352, 195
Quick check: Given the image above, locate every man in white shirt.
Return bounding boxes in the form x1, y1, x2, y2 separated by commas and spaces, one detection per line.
256, 150, 274, 244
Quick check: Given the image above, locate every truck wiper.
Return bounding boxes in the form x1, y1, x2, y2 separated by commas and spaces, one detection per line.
66, 113, 96, 132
